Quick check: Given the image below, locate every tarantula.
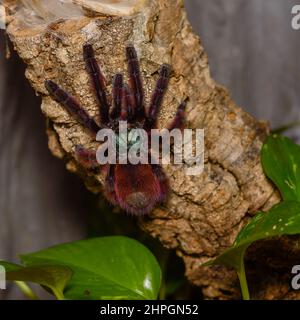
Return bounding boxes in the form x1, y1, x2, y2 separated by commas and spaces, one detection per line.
45, 44, 186, 215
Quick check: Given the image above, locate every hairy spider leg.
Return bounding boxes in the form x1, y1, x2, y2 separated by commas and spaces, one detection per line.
75, 145, 98, 168
152, 164, 169, 202
120, 85, 128, 120
45, 80, 100, 134
104, 164, 118, 205
83, 44, 110, 124
126, 45, 145, 121
110, 73, 123, 120
147, 100, 186, 177
126, 84, 136, 123
144, 64, 171, 130
168, 101, 187, 131
119, 84, 134, 123
156, 101, 187, 161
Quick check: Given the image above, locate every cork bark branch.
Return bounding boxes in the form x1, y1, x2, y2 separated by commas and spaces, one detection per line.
5, 0, 295, 299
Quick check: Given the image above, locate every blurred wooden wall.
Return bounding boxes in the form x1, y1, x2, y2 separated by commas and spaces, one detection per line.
1, 0, 300, 299
0, 32, 89, 299
185, 0, 300, 133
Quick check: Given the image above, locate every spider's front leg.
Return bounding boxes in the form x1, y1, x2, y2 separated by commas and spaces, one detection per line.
110, 74, 123, 120
120, 84, 135, 122
126, 45, 145, 121
83, 44, 110, 124
156, 101, 186, 155
45, 80, 100, 134
168, 101, 187, 131
143, 64, 171, 130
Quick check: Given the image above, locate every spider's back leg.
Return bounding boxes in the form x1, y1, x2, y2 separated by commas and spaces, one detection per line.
144, 64, 171, 130
45, 80, 100, 134
152, 164, 169, 202
103, 164, 118, 206
83, 44, 110, 124
75, 145, 98, 168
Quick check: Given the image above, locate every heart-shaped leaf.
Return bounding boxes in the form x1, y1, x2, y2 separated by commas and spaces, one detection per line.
261, 135, 300, 201
0, 261, 72, 299
20, 236, 161, 300
204, 201, 300, 298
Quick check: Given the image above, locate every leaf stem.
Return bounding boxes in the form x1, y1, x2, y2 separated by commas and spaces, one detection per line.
15, 281, 38, 300
52, 288, 65, 300
237, 260, 250, 300
158, 250, 170, 300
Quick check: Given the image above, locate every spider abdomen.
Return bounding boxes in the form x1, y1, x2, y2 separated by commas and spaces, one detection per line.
113, 164, 166, 215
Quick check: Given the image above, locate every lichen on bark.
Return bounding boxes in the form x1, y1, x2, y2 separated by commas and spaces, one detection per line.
5, 0, 293, 299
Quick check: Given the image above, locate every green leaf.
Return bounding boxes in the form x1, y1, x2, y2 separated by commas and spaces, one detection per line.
0, 261, 21, 272
0, 261, 72, 300
206, 201, 300, 268
261, 135, 300, 201
204, 201, 300, 299
20, 236, 161, 300
204, 134, 300, 299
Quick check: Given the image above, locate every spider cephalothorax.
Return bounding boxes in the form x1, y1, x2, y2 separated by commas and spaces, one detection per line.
45, 44, 186, 215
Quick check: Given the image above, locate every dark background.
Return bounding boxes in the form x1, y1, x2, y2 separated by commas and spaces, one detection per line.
1, 0, 300, 299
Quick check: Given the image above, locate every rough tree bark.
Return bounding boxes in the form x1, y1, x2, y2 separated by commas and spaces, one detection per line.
4, 0, 299, 299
